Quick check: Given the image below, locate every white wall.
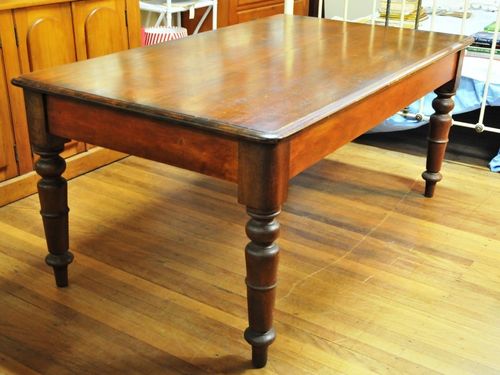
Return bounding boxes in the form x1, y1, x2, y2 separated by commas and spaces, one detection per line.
324, 0, 374, 20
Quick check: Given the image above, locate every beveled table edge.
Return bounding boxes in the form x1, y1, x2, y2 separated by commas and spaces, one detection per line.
11, 17, 474, 144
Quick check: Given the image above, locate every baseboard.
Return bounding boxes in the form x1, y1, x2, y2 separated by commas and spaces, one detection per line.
0, 147, 127, 207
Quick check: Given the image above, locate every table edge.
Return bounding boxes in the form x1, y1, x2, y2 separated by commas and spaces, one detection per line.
12, 36, 473, 144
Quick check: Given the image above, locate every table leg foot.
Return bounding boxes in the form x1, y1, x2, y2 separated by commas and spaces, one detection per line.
244, 208, 280, 369
422, 82, 456, 198
251, 346, 268, 369
244, 327, 275, 368
421, 171, 441, 198
46, 253, 74, 287
35, 146, 73, 287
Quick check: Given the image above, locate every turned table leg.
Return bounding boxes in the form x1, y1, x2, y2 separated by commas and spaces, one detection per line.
244, 207, 280, 368
422, 81, 457, 198
34, 145, 73, 287
24, 91, 73, 287
238, 141, 289, 368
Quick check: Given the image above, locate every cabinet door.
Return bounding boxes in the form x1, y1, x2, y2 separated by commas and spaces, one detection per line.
0, 45, 18, 182
15, 4, 77, 72
72, 0, 129, 60
14, 3, 85, 158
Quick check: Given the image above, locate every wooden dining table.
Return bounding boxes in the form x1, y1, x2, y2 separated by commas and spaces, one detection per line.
13, 15, 472, 368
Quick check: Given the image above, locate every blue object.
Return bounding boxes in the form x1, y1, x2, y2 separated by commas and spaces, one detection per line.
489, 149, 500, 172
370, 76, 500, 133
370, 75, 500, 171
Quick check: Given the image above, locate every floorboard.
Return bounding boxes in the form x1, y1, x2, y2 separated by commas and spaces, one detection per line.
1, 143, 499, 374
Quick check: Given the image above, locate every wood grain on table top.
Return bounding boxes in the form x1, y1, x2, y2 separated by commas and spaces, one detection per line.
13, 15, 472, 141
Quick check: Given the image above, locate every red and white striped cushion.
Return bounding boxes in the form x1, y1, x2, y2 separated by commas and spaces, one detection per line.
144, 26, 188, 45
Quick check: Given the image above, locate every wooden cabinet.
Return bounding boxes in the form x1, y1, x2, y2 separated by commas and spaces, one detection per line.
228, 0, 308, 24
15, 4, 77, 72
184, 0, 309, 34
14, 3, 85, 158
72, 0, 129, 59
0, 0, 141, 204
1, 0, 304, 204
0, 44, 18, 182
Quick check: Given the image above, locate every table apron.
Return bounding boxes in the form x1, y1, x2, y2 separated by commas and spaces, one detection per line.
46, 96, 239, 182
289, 53, 461, 178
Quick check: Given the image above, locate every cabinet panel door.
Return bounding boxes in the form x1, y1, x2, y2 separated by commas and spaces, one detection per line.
72, 0, 128, 60
0, 10, 32, 174
0, 46, 18, 182
14, 3, 85, 158
14, 4, 76, 72
238, 0, 279, 6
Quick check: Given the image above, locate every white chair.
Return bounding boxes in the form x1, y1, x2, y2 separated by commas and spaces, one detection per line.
140, 0, 217, 34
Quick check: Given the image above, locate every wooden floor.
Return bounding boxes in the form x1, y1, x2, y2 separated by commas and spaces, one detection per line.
1, 143, 500, 374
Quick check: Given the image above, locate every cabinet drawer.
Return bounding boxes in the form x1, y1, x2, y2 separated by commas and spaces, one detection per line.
235, 0, 306, 24
236, 2, 283, 23
237, 0, 281, 8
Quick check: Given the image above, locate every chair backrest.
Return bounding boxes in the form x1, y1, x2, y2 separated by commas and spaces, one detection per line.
140, 0, 217, 32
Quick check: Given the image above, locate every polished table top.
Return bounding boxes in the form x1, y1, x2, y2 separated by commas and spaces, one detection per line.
13, 15, 471, 142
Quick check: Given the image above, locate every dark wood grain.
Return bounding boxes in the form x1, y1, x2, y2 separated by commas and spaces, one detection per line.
238, 142, 289, 367
47, 96, 239, 182
288, 53, 460, 178
422, 50, 465, 197
243, 207, 280, 368
422, 82, 456, 197
12, 15, 472, 142
24, 91, 73, 287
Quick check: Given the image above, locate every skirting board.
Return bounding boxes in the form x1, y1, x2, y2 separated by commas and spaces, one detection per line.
0, 147, 127, 207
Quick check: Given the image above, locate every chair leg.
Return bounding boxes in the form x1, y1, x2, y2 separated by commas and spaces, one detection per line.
194, 6, 212, 34
212, 1, 218, 30
154, 12, 166, 28
167, 11, 172, 28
